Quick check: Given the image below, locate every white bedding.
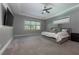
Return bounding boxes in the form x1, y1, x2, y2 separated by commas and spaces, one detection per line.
41, 31, 69, 42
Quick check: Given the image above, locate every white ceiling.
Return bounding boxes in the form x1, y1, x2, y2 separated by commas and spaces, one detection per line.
8, 3, 79, 20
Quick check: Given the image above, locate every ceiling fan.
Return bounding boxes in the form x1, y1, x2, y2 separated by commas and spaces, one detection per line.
41, 3, 53, 14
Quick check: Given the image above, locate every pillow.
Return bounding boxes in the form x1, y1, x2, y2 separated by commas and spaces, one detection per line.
50, 28, 57, 33
62, 29, 67, 32
55, 28, 61, 32
50, 27, 62, 33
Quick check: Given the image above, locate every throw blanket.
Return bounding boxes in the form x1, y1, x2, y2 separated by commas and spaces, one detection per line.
56, 31, 69, 42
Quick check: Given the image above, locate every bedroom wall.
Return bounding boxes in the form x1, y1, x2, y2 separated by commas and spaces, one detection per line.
46, 5, 79, 33
70, 9, 79, 33
13, 14, 46, 36
0, 3, 13, 51
0, 4, 2, 26
0, 26, 13, 50
46, 16, 71, 31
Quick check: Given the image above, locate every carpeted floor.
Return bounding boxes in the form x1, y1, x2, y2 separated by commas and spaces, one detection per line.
3, 35, 79, 55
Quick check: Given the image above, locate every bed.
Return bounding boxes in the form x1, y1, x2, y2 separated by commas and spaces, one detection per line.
41, 28, 71, 44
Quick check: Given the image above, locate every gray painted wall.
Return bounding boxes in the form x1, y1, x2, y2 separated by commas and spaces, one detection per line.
46, 6, 79, 33
70, 9, 79, 33
0, 4, 2, 26
0, 3, 13, 50
46, 16, 71, 31
13, 14, 46, 36
0, 26, 13, 50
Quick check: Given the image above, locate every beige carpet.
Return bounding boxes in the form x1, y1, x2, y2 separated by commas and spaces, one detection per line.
3, 35, 79, 55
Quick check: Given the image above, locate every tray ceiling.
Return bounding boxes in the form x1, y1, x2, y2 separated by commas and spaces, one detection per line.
8, 3, 79, 20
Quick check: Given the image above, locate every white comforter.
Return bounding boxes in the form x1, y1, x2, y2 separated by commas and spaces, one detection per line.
41, 31, 69, 42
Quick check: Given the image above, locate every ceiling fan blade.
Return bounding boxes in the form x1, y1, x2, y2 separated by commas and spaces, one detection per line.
43, 7, 52, 12
46, 7, 52, 10
46, 10, 50, 13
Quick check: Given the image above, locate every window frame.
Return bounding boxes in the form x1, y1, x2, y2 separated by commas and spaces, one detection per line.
24, 21, 41, 31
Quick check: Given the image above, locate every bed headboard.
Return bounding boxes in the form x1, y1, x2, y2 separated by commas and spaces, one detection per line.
50, 27, 71, 34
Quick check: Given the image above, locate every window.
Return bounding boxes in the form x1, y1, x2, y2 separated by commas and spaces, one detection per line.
24, 21, 41, 31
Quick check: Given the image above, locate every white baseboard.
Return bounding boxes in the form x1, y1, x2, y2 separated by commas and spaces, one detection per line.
14, 34, 27, 37
14, 33, 41, 37
0, 38, 13, 55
